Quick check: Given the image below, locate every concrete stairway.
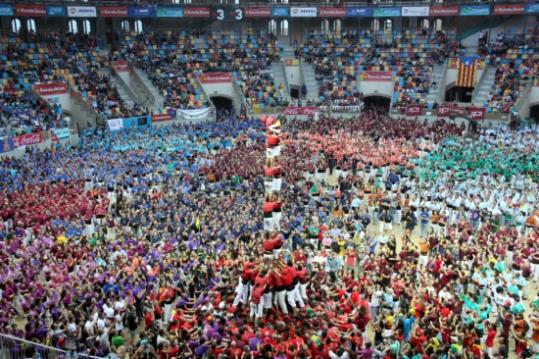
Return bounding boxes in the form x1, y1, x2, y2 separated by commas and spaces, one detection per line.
271, 62, 290, 101
472, 65, 497, 106
132, 67, 166, 112
109, 74, 136, 108
301, 62, 320, 102
425, 61, 447, 105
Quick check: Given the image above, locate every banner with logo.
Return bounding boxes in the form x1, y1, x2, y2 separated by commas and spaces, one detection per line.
107, 119, 123, 132
128, 6, 156, 17
290, 7, 317, 17
99, 6, 128, 17
112, 61, 129, 72
200, 72, 232, 84
436, 106, 453, 117
468, 107, 485, 120
460, 5, 490, 16
0, 4, 13, 16
271, 7, 289, 17
429, 5, 459, 16
406, 105, 422, 117
319, 7, 345, 17
46, 6, 66, 17
13, 132, 43, 147
156, 6, 184, 17
178, 108, 212, 121
152, 113, 174, 122
345, 7, 373, 17
33, 83, 68, 96
67, 6, 96, 17
525, 3, 539, 13
401, 6, 429, 17
52, 128, 71, 140
282, 107, 320, 116
121, 116, 150, 129
493, 4, 525, 15
15, 4, 46, 17
360, 71, 392, 82
245, 7, 271, 17
373, 7, 401, 17
184, 7, 210, 17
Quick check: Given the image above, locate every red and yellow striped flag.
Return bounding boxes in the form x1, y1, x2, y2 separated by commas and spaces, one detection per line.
456, 56, 477, 88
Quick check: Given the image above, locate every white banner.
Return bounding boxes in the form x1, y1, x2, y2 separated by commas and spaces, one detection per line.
401, 6, 429, 16
290, 7, 317, 17
107, 118, 123, 131
177, 107, 213, 121
67, 6, 97, 17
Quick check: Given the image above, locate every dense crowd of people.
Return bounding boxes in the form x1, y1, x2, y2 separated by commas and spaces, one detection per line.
0, 106, 538, 359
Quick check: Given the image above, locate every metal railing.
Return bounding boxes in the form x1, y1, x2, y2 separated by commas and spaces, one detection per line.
0, 333, 104, 359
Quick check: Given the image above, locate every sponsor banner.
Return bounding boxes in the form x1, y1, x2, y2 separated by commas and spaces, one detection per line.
373, 7, 401, 17
156, 6, 184, 17
107, 119, 123, 132
15, 4, 46, 17
319, 7, 345, 17
468, 107, 485, 120
0, 138, 15, 153
184, 7, 210, 17
99, 6, 128, 17
460, 5, 490, 16
128, 6, 156, 17
345, 7, 373, 17
46, 6, 66, 16
200, 72, 232, 83
493, 4, 525, 15
67, 6, 97, 17
112, 60, 129, 72
271, 7, 289, 17
0, 4, 13, 16
122, 116, 150, 129
282, 106, 320, 116
525, 3, 539, 13
401, 6, 429, 17
152, 113, 174, 122
178, 108, 212, 121
290, 7, 317, 17
437, 106, 452, 117
13, 132, 43, 147
429, 5, 459, 16
33, 83, 68, 96
360, 71, 392, 82
245, 7, 271, 17
284, 59, 300, 66
406, 105, 422, 117
47, 96, 60, 104
53, 128, 71, 140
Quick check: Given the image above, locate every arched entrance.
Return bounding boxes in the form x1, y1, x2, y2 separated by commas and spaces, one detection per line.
445, 83, 473, 103
289, 85, 300, 99
210, 96, 234, 113
363, 95, 391, 112
530, 103, 539, 124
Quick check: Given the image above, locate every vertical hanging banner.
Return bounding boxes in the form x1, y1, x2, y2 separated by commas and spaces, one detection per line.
456, 56, 478, 87
15, 4, 46, 17
184, 7, 210, 17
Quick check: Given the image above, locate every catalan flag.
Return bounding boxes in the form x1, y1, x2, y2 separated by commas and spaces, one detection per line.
456, 56, 478, 88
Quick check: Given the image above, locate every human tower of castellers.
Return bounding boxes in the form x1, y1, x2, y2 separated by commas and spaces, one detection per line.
233, 115, 308, 320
